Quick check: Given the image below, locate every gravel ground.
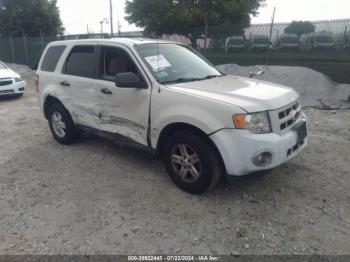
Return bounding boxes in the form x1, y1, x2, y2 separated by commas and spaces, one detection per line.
0, 72, 349, 255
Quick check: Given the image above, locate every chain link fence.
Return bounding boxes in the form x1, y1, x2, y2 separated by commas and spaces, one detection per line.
0, 34, 109, 68
0, 19, 349, 83
0, 36, 57, 68
161, 19, 350, 83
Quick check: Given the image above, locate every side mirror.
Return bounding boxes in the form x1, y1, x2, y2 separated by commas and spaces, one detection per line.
115, 72, 147, 89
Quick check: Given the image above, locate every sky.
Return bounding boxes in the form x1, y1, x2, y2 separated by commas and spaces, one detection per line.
57, 0, 350, 35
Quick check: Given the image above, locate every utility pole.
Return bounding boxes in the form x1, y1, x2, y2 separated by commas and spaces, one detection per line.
109, 0, 114, 37
266, 7, 276, 65
118, 21, 121, 36
100, 18, 108, 34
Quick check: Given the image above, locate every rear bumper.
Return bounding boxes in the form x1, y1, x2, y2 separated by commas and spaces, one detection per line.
210, 120, 308, 176
0, 81, 26, 96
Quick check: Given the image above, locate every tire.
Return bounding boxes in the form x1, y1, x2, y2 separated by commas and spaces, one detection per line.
47, 103, 80, 145
163, 130, 223, 194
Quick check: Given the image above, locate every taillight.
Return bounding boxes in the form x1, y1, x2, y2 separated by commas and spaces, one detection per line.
34, 75, 39, 92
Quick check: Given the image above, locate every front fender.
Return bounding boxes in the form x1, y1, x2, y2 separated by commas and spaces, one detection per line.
150, 88, 246, 148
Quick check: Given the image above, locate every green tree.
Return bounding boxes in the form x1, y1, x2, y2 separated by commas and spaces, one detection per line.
0, 0, 63, 37
284, 21, 315, 37
125, 0, 265, 48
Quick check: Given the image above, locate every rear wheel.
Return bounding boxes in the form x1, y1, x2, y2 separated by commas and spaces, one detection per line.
163, 130, 223, 194
48, 103, 80, 145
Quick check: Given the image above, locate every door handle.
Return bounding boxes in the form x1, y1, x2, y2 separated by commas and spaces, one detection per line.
101, 88, 113, 95
60, 81, 70, 87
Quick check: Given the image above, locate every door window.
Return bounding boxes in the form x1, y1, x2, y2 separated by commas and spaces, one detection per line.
100, 46, 141, 82
64, 45, 97, 78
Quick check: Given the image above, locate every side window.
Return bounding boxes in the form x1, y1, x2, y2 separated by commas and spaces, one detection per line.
40, 45, 66, 72
100, 46, 140, 81
64, 45, 96, 78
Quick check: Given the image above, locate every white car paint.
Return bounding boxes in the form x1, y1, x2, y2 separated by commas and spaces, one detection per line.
37, 38, 308, 177
0, 62, 26, 96
166, 75, 299, 112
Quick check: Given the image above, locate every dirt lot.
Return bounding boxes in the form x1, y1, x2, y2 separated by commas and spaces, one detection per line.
0, 72, 349, 255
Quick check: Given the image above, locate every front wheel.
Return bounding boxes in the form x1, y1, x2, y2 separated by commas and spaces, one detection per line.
163, 130, 223, 194
48, 103, 80, 145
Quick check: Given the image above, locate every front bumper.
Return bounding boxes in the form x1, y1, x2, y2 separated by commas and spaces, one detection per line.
210, 120, 308, 176
0, 81, 26, 96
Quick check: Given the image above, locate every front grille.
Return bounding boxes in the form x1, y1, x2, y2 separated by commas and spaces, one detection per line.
0, 90, 15, 95
0, 78, 13, 86
269, 100, 302, 134
279, 103, 299, 119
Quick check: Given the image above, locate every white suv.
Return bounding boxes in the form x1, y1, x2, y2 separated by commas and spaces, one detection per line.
36, 39, 308, 194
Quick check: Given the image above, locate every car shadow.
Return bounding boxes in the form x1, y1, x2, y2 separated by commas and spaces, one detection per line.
75, 132, 280, 195
0, 94, 23, 102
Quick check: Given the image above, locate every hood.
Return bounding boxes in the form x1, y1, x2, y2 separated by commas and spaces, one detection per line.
0, 68, 19, 79
167, 75, 299, 112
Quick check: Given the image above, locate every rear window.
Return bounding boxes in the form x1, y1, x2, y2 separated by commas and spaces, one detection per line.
64, 45, 96, 78
40, 45, 66, 72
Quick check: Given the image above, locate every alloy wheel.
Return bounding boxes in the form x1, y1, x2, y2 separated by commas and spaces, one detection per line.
170, 144, 202, 184
51, 111, 66, 138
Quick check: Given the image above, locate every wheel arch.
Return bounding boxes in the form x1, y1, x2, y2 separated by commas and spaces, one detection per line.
43, 95, 67, 119
156, 122, 225, 169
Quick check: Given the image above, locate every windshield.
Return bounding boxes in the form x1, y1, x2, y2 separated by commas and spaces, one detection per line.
135, 43, 221, 84
0, 62, 7, 69
316, 36, 334, 43
282, 37, 298, 44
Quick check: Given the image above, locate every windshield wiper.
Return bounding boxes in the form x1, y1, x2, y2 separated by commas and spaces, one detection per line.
161, 75, 223, 85
201, 74, 223, 80
161, 77, 202, 85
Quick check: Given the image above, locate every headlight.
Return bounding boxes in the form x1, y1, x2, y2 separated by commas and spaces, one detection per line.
233, 112, 272, 134
14, 77, 23, 82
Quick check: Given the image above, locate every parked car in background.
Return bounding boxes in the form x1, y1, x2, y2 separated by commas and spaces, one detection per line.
0, 61, 26, 97
249, 35, 271, 51
276, 33, 300, 51
36, 38, 308, 194
300, 32, 335, 50
226, 36, 246, 52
